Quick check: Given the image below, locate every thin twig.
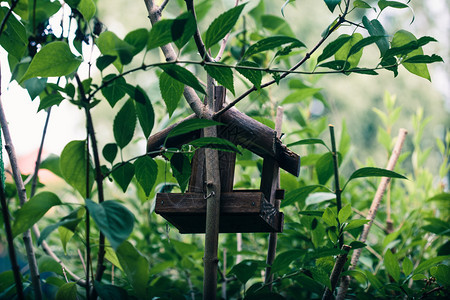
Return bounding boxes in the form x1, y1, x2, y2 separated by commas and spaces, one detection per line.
215, 0, 240, 61
329, 125, 343, 248
185, 0, 213, 62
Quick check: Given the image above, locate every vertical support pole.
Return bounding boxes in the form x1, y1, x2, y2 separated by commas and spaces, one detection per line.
263, 106, 284, 288
203, 78, 222, 300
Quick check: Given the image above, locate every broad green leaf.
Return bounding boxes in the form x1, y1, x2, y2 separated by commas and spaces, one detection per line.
335, 33, 365, 70
282, 185, 325, 208
287, 138, 328, 149
31, 0, 61, 25
430, 265, 450, 287
40, 154, 62, 177
281, 88, 322, 104
316, 152, 340, 185
113, 99, 136, 148
170, 153, 191, 193
317, 35, 352, 63
25, 78, 47, 100
322, 207, 338, 227
0, 7, 27, 60
166, 118, 223, 140
342, 270, 367, 286
378, 0, 408, 11
348, 35, 385, 57
56, 282, 77, 300
147, 19, 175, 50
365, 270, 383, 289
324, 0, 341, 12
205, 3, 246, 49
60, 140, 94, 198
96, 31, 134, 71
204, 64, 235, 95
338, 204, 352, 223
229, 260, 261, 284
20, 42, 82, 82
353, 0, 371, 9
94, 281, 129, 300
103, 143, 118, 164
188, 137, 241, 154
344, 219, 369, 230
58, 226, 74, 254
318, 60, 350, 71
362, 17, 389, 56
403, 257, 413, 276
116, 241, 149, 298
243, 36, 305, 59
171, 239, 198, 256
414, 256, 450, 274
38, 256, 65, 276
96, 55, 117, 71
271, 249, 306, 274
101, 74, 127, 107
384, 249, 400, 282
134, 156, 158, 197
403, 54, 443, 64
38, 208, 84, 246
124, 28, 149, 55
105, 246, 123, 271
236, 61, 262, 89
382, 36, 437, 62
159, 64, 205, 94
305, 192, 336, 206
134, 86, 154, 138
12, 192, 62, 237
38, 93, 64, 111
85, 199, 134, 250
160, 71, 184, 117
261, 15, 295, 37
111, 162, 135, 192
78, 0, 96, 21
427, 193, 450, 203
347, 167, 407, 183
349, 241, 367, 249
173, 13, 197, 49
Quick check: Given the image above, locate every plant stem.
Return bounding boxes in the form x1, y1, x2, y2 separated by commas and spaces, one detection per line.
0, 61, 43, 300
329, 125, 343, 249
322, 245, 351, 300
0, 0, 19, 36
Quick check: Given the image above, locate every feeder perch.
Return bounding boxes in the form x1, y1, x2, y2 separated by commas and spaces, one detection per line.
147, 87, 300, 233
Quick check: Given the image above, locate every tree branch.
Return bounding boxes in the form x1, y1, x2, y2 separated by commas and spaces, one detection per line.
185, 0, 213, 62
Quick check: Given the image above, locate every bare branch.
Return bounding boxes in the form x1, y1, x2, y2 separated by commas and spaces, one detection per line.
215, 0, 240, 61
185, 0, 213, 62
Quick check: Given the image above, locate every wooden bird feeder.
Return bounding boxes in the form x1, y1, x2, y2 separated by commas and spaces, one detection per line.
147, 87, 300, 234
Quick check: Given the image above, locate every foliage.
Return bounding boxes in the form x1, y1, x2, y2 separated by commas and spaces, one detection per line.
0, 0, 448, 299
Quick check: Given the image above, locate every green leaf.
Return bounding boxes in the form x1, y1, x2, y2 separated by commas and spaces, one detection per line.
324, 0, 341, 12
159, 71, 184, 117
229, 260, 261, 284
403, 54, 443, 64
113, 99, 136, 149
78, 0, 96, 21
322, 207, 338, 227
271, 249, 306, 274
116, 241, 149, 298
378, 0, 408, 11
403, 257, 413, 276
362, 17, 389, 56
188, 137, 241, 154
261, 15, 296, 37
317, 35, 352, 63
12, 192, 62, 238
41, 154, 62, 177
338, 204, 352, 224
112, 162, 135, 192
316, 152, 339, 185
430, 265, 450, 287
96, 31, 134, 71
101, 74, 127, 107
147, 19, 175, 50
236, 61, 262, 89
282, 185, 325, 208
0, 7, 28, 60
427, 193, 450, 203
20, 42, 82, 82
414, 256, 450, 274
204, 64, 235, 95
38, 93, 64, 111
281, 88, 322, 104
287, 138, 328, 149
94, 281, 129, 300
103, 143, 118, 164
134, 86, 155, 139
353, 0, 371, 9
298, 210, 324, 217
38, 208, 85, 246
85, 199, 134, 250
347, 167, 407, 183
25, 78, 47, 100
384, 249, 400, 282
349, 241, 367, 249
134, 156, 158, 197
166, 118, 223, 140
205, 3, 246, 49
344, 219, 369, 230
159, 64, 205, 94
170, 153, 191, 193
124, 28, 149, 55
305, 192, 336, 206
173, 13, 197, 49
56, 282, 77, 300
96, 55, 117, 71
348, 35, 385, 57
59, 226, 74, 255
243, 36, 305, 59
60, 140, 94, 198
318, 60, 350, 71
335, 33, 364, 69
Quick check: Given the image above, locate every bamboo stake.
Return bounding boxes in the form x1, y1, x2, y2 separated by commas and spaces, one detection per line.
336, 128, 408, 300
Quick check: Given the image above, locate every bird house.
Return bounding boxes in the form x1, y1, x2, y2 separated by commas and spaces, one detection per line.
147, 87, 300, 234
